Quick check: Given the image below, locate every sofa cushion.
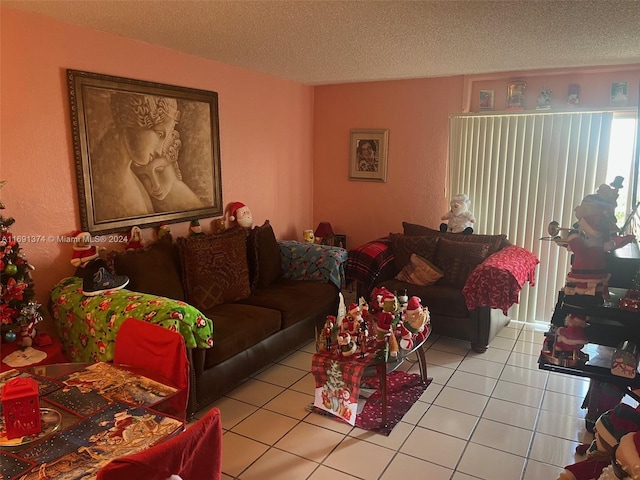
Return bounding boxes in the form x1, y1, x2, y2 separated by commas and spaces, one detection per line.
239, 279, 338, 329
247, 220, 282, 289
434, 237, 490, 288
395, 253, 444, 286
201, 303, 281, 368
110, 235, 185, 301
389, 233, 440, 271
177, 228, 251, 311
402, 221, 507, 256
379, 279, 469, 318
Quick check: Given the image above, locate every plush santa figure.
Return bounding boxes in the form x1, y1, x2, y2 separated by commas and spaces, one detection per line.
227, 202, 253, 229
404, 296, 430, 335
341, 303, 362, 336
564, 186, 634, 302
440, 194, 475, 234
70, 231, 100, 268
337, 332, 357, 357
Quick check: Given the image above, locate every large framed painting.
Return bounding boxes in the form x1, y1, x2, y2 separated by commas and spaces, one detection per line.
67, 69, 222, 234
348, 129, 389, 182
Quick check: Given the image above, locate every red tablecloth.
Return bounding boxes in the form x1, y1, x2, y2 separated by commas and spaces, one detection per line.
462, 245, 539, 315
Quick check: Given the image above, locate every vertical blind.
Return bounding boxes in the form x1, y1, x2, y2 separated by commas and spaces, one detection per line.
449, 111, 613, 323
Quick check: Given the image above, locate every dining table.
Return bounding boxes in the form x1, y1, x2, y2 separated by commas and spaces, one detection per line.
0, 361, 186, 480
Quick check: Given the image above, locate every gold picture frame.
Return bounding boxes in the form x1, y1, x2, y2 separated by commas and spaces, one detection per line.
349, 129, 389, 182
67, 69, 223, 234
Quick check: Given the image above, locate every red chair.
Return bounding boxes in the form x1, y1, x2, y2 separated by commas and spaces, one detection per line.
114, 318, 190, 418
97, 407, 223, 480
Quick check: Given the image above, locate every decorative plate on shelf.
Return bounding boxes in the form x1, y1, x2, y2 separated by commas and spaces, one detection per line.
0, 408, 62, 448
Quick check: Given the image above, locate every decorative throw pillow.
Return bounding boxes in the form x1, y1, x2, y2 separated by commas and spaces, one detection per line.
434, 237, 490, 288
110, 235, 185, 301
402, 221, 507, 256
246, 220, 282, 289
389, 233, 440, 272
395, 253, 444, 286
177, 228, 251, 311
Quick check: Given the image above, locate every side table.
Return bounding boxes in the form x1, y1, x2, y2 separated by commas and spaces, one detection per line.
1, 337, 69, 372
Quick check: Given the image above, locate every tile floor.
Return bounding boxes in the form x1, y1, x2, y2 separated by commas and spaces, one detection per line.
193, 320, 631, 480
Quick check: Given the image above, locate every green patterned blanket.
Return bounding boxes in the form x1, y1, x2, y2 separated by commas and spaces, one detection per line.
50, 277, 213, 363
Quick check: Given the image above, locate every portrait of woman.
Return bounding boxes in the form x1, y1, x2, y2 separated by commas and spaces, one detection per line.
69, 69, 222, 233
89, 92, 180, 222
131, 130, 204, 213
356, 139, 379, 172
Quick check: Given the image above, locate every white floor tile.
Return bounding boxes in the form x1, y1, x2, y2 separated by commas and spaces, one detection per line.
418, 405, 479, 440
546, 373, 589, 397
470, 418, 533, 456
430, 336, 473, 355
540, 390, 586, 417
225, 378, 284, 407
263, 389, 314, 420
221, 431, 270, 477
536, 408, 588, 441
253, 363, 307, 387
507, 351, 540, 370
380, 453, 453, 480
307, 465, 361, 480
289, 371, 316, 394
482, 397, 539, 430
458, 356, 505, 379
523, 459, 564, 480
492, 380, 544, 409
239, 447, 318, 480
529, 432, 583, 467
433, 386, 489, 416
457, 442, 526, 480
426, 348, 465, 369
275, 422, 346, 462
212, 396, 258, 430
324, 436, 396, 479
350, 420, 414, 450
446, 370, 498, 396
279, 349, 314, 370
400, 426, 466, 469
499, 364, 549, 389
488, 335, 517, 351
231, 408, 298, 445
467, 346, 511, 364
512, 339, 542, 356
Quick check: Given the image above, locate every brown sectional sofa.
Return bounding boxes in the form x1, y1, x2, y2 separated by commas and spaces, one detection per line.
81, 222, 344, 417
347, 222, 537, 353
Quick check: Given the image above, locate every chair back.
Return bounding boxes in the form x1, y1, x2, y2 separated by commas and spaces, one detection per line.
114, 318, 189, 416
97, 407, 222, 480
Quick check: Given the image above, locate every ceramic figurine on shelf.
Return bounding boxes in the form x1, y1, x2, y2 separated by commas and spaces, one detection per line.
357, 317, 369, 358
337, 332, 357, 357
319, 316, 335, 352
125, 226, 144, 251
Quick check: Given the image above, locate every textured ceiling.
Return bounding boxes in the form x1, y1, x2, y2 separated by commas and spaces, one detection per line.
4, 0, 640, 85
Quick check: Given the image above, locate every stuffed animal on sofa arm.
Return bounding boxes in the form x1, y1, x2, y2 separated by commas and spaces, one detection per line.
440, 194, 475, 234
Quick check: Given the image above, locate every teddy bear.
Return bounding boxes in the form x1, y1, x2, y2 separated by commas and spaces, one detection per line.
440, 193, 475, 234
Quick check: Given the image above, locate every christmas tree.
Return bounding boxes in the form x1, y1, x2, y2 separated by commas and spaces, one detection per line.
0, 182, 44, 344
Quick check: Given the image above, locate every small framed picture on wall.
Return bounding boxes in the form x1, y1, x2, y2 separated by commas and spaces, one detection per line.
611, 81, 629, 106
479, 90, 494, 111
506, 81, 526, 110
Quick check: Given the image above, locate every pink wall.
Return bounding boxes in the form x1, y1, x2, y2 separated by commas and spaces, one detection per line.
0, 8, 314, 319
313, 67, 640, 250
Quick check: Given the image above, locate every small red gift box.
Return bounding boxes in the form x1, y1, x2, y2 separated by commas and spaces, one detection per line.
1, 377, 41, 439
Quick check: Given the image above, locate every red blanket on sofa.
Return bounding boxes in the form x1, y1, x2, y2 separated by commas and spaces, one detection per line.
462, 245, 539, 315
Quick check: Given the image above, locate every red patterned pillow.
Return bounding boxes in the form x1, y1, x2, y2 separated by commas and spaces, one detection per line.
434, 237, 490, 288
177, 228, 251, 311
389, 233, 439, 272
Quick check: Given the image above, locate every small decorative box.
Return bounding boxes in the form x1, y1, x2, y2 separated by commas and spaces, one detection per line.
618, 289, 640, 312
611, 341, 639, 379
1, 377, 41, 440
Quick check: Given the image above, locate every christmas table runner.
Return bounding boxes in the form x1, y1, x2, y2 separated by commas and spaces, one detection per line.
311, 350, 373, 426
